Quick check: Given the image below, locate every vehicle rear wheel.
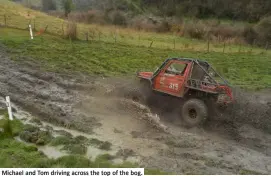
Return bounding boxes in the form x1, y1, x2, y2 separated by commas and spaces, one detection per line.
181, 98, 208, 127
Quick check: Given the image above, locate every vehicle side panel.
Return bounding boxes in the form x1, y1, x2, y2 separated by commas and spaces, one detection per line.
152, 60, 192, 97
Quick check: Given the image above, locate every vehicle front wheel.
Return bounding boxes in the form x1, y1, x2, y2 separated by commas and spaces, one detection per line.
181, 98, 208, 127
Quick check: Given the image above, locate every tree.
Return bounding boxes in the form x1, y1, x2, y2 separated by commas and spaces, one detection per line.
62, 0, 74, 17
42, 0, 56, 12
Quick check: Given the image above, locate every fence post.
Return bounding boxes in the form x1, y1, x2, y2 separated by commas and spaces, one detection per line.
62, 22, 64, 36
265, 42, 269, 51
138, 34, 141, 47
4, 14, 6, 26
44, 25, 48, 33
207, 36, 210, 52
85, 32, 88, 41
250, 39, 256, 53
33, 19, 36, 31
149, 41, 153, 48
6, 96, 13, 121
29, 24, 33, 40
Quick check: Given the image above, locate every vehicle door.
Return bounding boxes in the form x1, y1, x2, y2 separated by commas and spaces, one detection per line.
153, 60, 190, 97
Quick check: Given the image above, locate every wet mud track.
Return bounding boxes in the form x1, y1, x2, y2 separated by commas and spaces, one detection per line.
0, 50, 271, 174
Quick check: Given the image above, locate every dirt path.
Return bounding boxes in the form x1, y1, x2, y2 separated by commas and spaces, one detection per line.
0, 49, 271, 174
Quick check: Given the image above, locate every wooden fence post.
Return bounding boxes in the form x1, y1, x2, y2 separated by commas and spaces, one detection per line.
4, 14, 6, 26
265, 42, 269, 51
62, 22, 64, 36
33, 19, 36, 31
207, 36, 210, 52
44, 25, 48, 33
149, 41, 153, 48
250, 39, 256, 53
85, 32, 88, 41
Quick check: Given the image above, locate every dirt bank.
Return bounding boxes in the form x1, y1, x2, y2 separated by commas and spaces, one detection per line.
0, 47, 271, 174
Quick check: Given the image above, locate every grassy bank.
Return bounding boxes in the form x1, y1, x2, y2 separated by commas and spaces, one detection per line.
0, 28, 270, 90
0, 0, 269, 54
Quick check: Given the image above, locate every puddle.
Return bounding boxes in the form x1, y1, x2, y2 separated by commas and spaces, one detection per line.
4, 100, 139, 164
38, 145, 68, 159
87, 147, 117, 161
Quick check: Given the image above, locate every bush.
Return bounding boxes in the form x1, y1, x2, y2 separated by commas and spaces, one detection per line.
184, 22, 207, 40
111, 11, 127, 26
243, 26, 257, 45
210, 25, 242, 40
130, 16, 159, 32
19, 124, 52, 145
255, 16, 271, 46
157, 20, 171, 33
65, 20, 77, 40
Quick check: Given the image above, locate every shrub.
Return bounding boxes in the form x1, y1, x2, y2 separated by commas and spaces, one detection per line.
130, 16, 159, 32
255, 16, 271, 46
111, 11, 127, 26
243, 26, 257, 45
184, 22, 208, 40
157, 20, 171, 33
65, 20, 77, 40
210, 25, 243, 40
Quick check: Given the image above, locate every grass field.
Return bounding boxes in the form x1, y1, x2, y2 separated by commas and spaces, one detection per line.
1, 28, 271, 90
0, 1, 270, 91
0, 0, 270, 54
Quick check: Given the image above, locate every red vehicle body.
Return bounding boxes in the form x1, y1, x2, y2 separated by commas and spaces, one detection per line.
137, 58, 234, 127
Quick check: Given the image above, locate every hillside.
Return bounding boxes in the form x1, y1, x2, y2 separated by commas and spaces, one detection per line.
0, 1, 271, 89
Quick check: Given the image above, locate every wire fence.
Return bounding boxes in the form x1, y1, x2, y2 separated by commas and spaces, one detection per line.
1, 14, 270, 55
0, 14, 271, 89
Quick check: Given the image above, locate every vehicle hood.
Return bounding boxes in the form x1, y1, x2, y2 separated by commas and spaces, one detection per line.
137, 72, 153, 79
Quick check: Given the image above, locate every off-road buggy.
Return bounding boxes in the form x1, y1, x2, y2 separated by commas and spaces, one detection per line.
136, 58, 234, 127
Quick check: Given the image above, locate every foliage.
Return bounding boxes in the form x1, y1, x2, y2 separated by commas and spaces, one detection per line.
0, 28, 270, 90
255, 16, 271, 46
140, 0, 271, 22
61, 0, 74, 17
41, 0, 56, 12
65, 20, 77, 40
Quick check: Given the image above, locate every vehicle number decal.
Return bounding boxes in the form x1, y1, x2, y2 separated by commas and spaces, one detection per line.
169, 83, 178, 90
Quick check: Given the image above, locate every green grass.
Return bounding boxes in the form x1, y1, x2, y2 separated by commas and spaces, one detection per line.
0, 118, 166, 174
19, 124, 53, 145
50, 135, 112, 155
0, 0, 269, 54
0, 28, 270, 90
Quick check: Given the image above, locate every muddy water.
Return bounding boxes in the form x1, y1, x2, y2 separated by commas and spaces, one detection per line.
1, 49, 271, 174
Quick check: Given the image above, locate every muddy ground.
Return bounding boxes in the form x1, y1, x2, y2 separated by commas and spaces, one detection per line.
0, 47, 271, 174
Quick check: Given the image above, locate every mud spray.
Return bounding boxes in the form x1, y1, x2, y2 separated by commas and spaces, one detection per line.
104, 78, 271, 134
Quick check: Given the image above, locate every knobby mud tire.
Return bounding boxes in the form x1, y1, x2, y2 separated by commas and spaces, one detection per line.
181, 98, 208, 127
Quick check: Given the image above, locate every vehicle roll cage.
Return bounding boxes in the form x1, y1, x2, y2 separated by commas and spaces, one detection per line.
150, 58, 230, 88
